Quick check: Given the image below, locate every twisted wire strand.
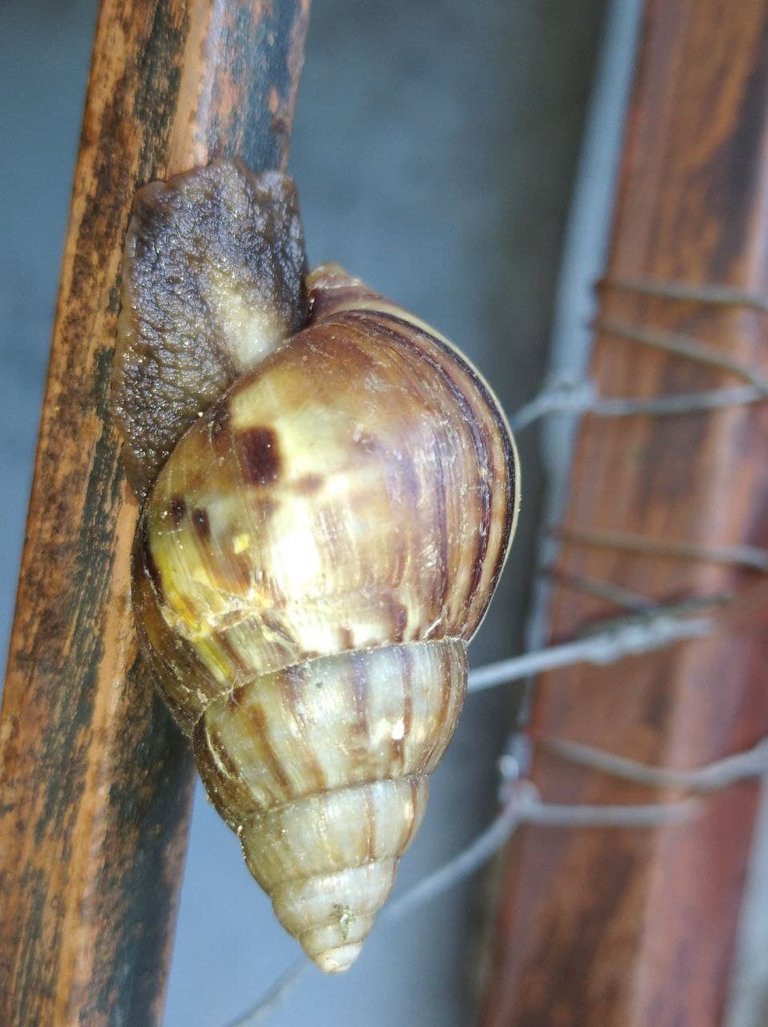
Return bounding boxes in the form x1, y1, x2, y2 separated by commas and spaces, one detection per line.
510, 376, 765, 431
466, 607, 714, 693
538, 733, 768, 793
223, 959, 309, 1027
554, 526, 768, 574
542, 567, 687, 611
512, 280, 768, 430
598, 277, 768, 315
595, 319, 768, 394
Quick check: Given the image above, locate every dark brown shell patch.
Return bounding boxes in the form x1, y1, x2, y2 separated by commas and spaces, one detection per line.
238, 427, 281, 486
191, 507, 211, 541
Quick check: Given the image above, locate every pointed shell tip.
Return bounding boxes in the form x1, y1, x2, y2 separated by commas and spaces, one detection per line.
312, 942, 364, 974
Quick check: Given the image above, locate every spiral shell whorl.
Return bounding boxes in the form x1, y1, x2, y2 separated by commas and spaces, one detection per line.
191, 641, 465, 970
132, 269, 518, 971
134, 289, 516, 722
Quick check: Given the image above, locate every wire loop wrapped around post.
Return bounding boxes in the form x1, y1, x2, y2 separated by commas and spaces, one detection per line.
479, 2, 768, 1023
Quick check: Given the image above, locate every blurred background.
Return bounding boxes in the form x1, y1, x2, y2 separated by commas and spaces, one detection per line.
5, 2, 764, 1026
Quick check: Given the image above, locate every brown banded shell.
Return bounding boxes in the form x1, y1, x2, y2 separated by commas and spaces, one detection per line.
119, 162, 519, 973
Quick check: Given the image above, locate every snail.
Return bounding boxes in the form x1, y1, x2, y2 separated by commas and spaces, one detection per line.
112, 159, 520, 973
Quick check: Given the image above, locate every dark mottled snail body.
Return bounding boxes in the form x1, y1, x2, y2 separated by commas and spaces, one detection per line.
114, 160, 519, 973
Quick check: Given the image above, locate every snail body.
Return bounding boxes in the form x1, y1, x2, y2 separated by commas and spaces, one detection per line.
115, 161, 519, 973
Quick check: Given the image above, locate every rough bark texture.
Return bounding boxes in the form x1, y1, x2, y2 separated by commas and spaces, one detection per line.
480, 1, 768, 1024
0, 2, 310, 1025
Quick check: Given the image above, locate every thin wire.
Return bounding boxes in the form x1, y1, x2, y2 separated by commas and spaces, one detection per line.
592, 384, 763, 416
390, 731, 768, 921
557, 526, 768, 574
546, 570, 733, 621
225, 723, 766, 1027
387, 783, 701, 927
523, 797, 702, 826
511, 378, 764, 434
384, 798, 528, 921
466, 608, 713, 693
228, 772, 708, 1025
601, 277, 768, 315
222, 959, 309, 1027
510, 379, 596, 431
544, 568, 659, 611
597, 319, 768, 393
539, 734, 768, 792
223, 801, 529, 1027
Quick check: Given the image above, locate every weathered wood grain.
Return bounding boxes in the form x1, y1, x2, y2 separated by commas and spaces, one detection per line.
480, 1, 768, 1024
0, 2, 310, 1024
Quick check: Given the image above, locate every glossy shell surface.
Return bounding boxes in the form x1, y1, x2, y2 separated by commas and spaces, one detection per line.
131, 269, 519, 971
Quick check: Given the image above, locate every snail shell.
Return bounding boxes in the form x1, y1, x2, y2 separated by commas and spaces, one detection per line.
115, 161, 520, 973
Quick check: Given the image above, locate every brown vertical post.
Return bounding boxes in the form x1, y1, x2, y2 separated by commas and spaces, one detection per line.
0, 2, 310, 1024
480, 2, 768, 1025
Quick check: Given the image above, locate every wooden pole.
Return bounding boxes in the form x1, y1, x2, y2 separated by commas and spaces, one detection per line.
479, 2, 768, 1024
0, 2, 310, 1024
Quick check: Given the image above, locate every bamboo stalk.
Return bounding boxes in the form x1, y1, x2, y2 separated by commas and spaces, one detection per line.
0, 2, 310, 1024
480, 1, 768, 1024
